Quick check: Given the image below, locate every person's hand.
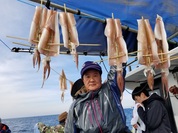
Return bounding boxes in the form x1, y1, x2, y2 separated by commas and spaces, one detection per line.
133, 124, 138, 129
169, 85, 178, 94
137, 104, 141, 108
137, 103, 143, 108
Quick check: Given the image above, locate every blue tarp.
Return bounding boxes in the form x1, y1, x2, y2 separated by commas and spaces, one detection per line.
29, 0, 178, 56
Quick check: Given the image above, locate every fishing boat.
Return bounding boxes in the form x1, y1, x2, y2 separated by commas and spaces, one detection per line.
16, 1, 178, 132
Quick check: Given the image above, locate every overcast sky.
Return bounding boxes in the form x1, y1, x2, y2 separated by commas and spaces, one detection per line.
0, 0, 134, 119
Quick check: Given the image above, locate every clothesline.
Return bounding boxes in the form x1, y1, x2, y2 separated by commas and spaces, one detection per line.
8, 35, 178, 62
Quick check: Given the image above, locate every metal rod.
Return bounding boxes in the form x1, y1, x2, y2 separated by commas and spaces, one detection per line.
28, 0, 177, 44
11, 47, 104, 56
167, 31, 178, 40
29, 0, 103, 21
126, 57, 137, 67
28, 0, 138, 33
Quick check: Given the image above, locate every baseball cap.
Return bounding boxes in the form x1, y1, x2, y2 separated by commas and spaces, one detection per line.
80, 61, 102, 77
71, 78, 84, 98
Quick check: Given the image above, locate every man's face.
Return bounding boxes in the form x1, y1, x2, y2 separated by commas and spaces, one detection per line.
82, 69, 102, 91
134, 93, 144, 103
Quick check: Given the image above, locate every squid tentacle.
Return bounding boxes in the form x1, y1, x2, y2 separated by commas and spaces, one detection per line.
41, 56, 51, 88
33, 48, 41, 71
144, 67, 155, 90
161, 68, 169, 99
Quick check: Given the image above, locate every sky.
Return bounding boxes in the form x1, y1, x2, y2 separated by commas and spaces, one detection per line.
0, 0, 134, 119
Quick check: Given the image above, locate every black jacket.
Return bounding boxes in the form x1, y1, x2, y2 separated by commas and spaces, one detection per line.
138, 93, 171, 133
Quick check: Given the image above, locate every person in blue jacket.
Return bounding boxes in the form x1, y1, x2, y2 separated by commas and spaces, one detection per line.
0, 118, 11, 133
65, 61, 131, 133
132, 86, 172, 133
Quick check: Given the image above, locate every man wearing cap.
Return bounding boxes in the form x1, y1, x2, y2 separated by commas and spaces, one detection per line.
131, 86, 171, 133
65, 61, 131, 133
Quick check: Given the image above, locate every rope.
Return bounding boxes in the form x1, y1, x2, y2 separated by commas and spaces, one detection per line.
125, 89, 132, 95
17, 0, 36, 7
0, 39, 11, 51
99, 55, 109, 73
50, 67, 72, 82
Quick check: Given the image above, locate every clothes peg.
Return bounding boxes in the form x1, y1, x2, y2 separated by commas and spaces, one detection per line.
64, 4, 67, 13
112, 13, 114, 19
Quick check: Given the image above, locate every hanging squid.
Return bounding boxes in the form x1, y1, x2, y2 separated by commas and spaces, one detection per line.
59, 12, 79, 69
40, 8, 48, 34
68, 12, 80, 69
59, 69, 67, 102
28, 6, 43, 45
59, 12, 69, 48
137, 17, 160, 90
105, 18, 128, 100
154, 14, 170, 98
104, 18, 116, 66
29, 7, 49, 72
38, 9, 60, 56
29, 6, 44, 71
115, 19, 128, 99
36, 9, 60, 87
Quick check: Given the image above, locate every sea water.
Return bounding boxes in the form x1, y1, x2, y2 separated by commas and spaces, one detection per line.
2, 108, 133, 133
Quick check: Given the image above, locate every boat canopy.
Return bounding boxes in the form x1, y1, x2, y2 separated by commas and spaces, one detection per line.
29, 0, 178, 56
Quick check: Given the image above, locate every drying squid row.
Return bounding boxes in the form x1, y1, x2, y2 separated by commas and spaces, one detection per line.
105, 18, 128, 99
29, 6, 80, 89
29, 7, 170, 100
137, 15, 170, 98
